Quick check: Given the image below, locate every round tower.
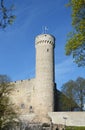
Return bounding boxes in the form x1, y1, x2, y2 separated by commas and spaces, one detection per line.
34, 34, 55, 122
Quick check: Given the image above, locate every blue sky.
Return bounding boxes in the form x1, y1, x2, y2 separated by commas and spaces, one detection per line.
0, 0, 85, 90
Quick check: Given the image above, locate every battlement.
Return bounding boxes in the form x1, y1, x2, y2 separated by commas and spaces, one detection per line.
35, 40, 54, 46
35, 34, 55, 47
12, 78, 35, 84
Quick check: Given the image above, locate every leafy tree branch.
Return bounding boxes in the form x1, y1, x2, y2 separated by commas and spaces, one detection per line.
0, 0, 16, 29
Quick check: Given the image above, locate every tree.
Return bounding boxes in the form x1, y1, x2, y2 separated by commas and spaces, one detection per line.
75, 77, 85, 110
0, 0, 16, 29
61, 77, 85, 111
0, 75, 18, 129
61, 80, 78, 111
65, 0, 85, 67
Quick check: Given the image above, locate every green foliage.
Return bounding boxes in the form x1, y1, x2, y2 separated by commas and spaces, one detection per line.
66, 126, 85, 130
65, 0, 85, 67
61, 77, 85, 111
0, 0, 16, 29
59, 93, 77, 111
61, 80, 78, 111
75, 77, 85, 110
0, 75, 18, 129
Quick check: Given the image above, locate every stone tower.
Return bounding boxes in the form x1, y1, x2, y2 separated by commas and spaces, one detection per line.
34, 34, 55, 122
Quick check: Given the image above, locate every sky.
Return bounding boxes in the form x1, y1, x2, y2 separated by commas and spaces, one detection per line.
0, 0, 85, 90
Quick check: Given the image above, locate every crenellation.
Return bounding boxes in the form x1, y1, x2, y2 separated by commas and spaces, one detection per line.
36, 40, 54, 46
13, 78, 35, 84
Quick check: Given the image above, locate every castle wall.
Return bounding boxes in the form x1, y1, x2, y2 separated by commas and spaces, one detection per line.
10, 33, 56, 123
10, 78, 35, 115
48, 112, 85, 126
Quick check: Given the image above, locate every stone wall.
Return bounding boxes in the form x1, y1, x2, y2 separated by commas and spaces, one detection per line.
48, 112, 85, 126
10, 78, 35, 115
35, 34, 55, 117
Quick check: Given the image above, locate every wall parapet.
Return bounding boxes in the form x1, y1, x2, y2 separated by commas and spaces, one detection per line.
12, 78, 35, 84
48, 112, 85, 126
36, 40, 54, 46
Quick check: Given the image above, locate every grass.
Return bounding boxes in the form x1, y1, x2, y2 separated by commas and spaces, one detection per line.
66, 126, 85, 130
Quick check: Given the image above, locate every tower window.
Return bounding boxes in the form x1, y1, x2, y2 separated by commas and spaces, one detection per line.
21, 103, 25, 109
47, 49, 49, 52
17, 90, 19, 92
29, 106, 33, 113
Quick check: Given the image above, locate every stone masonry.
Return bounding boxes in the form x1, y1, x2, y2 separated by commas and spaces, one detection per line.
10, 34, 55, 124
